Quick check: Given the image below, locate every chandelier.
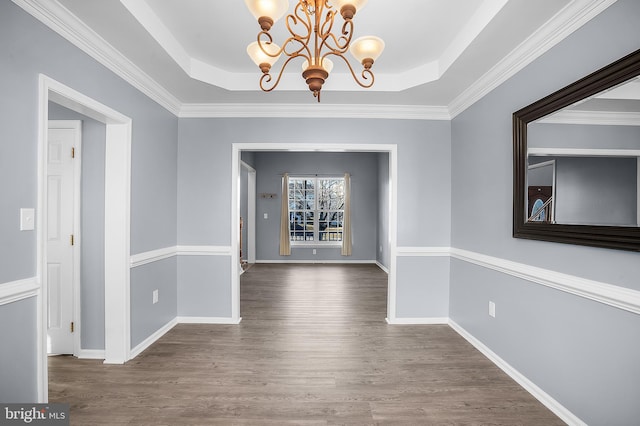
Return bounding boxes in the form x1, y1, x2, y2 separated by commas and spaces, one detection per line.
244, 0, 385, 101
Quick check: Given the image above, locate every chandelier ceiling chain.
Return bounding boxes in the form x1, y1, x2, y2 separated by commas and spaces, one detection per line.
245, 0, 384, 102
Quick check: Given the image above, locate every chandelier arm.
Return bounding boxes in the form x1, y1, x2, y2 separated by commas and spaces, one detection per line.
318, 10, 335, 49
256, 30, 310, 60
250, 0, 381, 100
256, 31, 281, 58
320, 19, 353, 54
259, 55, 308, 92
330, 53, 375, 88
277, 3, 313, 58
289, 2, 311, 42
283, 36, 312, 58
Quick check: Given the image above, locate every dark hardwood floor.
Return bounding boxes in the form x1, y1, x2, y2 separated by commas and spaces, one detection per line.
49, 263, 564, 425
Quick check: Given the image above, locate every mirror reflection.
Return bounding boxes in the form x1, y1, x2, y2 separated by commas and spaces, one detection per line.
526, 77, 640, 226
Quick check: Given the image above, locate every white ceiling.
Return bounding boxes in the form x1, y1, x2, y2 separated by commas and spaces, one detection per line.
15, 0, 617, 117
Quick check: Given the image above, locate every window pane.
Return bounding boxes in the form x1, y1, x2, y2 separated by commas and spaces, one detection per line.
318, 179, 345, 210
305, 191, 315, 209
289, 177, 345, 243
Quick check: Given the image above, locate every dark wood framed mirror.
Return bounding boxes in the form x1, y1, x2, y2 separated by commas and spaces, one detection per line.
513, 48, 640, 252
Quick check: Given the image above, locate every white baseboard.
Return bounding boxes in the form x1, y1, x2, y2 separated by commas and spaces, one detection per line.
255, 259, 377, 264
386, 317, 449, 325
376, 261, 390, 274
177, 316, 242, 325
76, 349, 105, 359
448, 320, 586, 426
129, 318, 178, 360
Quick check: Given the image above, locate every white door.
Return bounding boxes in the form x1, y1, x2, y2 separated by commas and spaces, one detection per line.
47, 121, 81, 355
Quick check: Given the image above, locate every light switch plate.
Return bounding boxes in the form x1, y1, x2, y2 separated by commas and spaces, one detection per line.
20, 208, 35, 231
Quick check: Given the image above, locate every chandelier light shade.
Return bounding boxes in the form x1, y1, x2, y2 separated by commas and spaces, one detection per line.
244, 0, 384, 101
244, 0, 290, 30
302, 57, 334, 74
349, 36, 385, 68
333, 0, 368, 19
247, 41, 282, 72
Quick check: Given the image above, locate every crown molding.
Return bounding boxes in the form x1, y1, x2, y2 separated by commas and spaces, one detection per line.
120, 0, 508, 93
13, 0, 617, 120
448, 0, 618, 118
537, 109, 640, 126
179, 103, 450, 120
12, 0, 182, 115
528, 147, 640, 157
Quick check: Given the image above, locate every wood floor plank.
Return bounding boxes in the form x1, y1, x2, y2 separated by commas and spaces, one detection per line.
49, 263, 565, 425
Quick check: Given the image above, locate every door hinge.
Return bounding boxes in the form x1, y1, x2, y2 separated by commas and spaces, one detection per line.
71, 147, 75, 158
70, 322, 74, 333
70, 234, 74, 246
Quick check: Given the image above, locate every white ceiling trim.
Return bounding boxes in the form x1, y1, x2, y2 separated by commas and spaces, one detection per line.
120, 0, 435, 93
11, 0, 182, 116
11, 0, 618, 121
12, 0, 449, 119
537, 110, 640, 126
437, 0, 510, 77
179, 103, 451, 120
120, 0, 508, 93
528, 147, 640, 157
448, 0, 618, 119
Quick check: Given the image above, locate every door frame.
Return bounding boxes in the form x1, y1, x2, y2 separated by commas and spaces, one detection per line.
47, 120, 82, 357
240, 161, 257, 264
230, 143, 398, 323
37, 75, 132, 402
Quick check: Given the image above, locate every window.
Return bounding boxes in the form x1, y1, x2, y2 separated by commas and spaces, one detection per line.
288, 177, 345, 244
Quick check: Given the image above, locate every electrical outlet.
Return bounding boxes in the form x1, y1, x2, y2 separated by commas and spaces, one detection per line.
153, 289, 159, 304
263, 213, 268, 219
488, 301, 496, 318
312, 249, 317, 255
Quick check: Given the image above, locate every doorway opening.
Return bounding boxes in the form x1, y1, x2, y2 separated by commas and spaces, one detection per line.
231, 144, 398, 324
37, 75, 132, 402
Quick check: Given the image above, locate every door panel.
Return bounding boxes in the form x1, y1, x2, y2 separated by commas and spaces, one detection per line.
47, 124, 79, 355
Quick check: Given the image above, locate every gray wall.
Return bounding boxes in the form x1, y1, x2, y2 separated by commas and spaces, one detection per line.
178, 256, 232, 318
529, 122, 640, 150
130, 258, 178, 347
527, 160, 554, 186
252, 151, 379, 262
450, 0, 640, 423
554, 156, 637, 225
48, 103, 106, 350
0, 298, 37, 402
177, 118, 451, 319
0, 0, 178, 399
